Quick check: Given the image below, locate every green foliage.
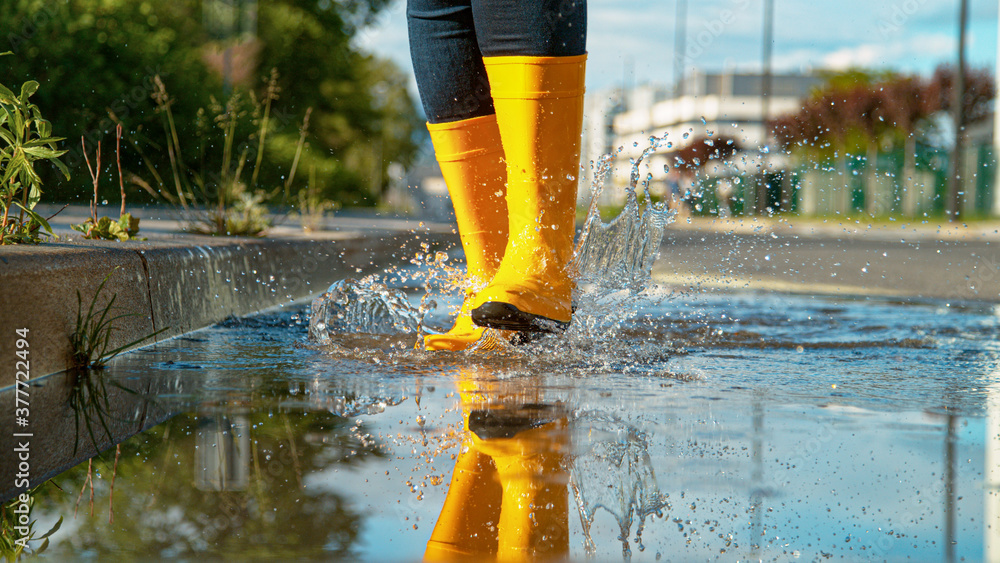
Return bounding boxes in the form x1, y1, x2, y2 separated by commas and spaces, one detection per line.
143, 77, 277, 236
213, 192, 270, 237
1, 490, 61, 562
0, 55, 69, 244
1, 0, 421, 209
71, 269, 167, 370
71, 127, 146, 240
71, 213, 142, 241
294, 166, 339, 231
812, 68, 899, 91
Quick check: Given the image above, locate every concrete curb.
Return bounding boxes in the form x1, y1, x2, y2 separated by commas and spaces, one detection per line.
1, 368, 176, 502
0, 230, 458, 386
0, 227, 458, 501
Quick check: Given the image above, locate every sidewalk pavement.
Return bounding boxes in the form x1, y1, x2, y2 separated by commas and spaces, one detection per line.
669, 215, 1000, 243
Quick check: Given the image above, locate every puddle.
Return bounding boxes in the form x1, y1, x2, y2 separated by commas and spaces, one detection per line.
22, 289, 1000, 561
17, 138, 1000, 561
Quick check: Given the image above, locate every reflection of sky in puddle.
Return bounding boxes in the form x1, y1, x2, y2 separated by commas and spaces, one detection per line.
35, 290, 1000, 561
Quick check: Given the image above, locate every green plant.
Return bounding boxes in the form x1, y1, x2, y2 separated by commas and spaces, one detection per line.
73, 214, 142, 242
295, 164, 338, 232
69, 270, 167, 455
276, 106, 312, 203
0, 52, 70, 245
222, 191, 271, 237
140, 73, 296, 236
1, 488, 62, 562
71, 269, 167, 370
71, 126, 144, 241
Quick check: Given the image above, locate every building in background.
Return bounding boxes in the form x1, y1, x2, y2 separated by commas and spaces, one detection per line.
606, 70, 822, 209
580, 87, 630, 206
406, 68, 1000, 220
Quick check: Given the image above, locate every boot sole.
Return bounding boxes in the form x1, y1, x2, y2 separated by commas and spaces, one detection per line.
471, 302, 570, 334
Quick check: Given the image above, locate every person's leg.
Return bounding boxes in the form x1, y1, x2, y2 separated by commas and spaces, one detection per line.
408, 0, 495, 124
408, 0, 510, 350
469, 0, 588, 333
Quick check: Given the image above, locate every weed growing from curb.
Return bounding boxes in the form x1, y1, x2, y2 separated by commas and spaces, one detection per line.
71, 125, 144, 241
68, 269, 166, 459
70, 269, 166, 370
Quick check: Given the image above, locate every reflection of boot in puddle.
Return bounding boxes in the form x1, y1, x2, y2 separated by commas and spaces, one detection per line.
425, 373, 569, 562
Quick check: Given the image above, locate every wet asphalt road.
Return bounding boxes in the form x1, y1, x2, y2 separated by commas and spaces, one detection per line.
653, 226, 1000, 303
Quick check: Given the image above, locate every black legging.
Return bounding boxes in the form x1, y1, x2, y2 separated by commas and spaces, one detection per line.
407, 0, 587, 124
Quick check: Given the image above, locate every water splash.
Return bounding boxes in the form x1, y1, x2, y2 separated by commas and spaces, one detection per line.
308, 248, 468, 343
571, 134, 674, 293
570, 411, 671, 558
309, 134, 676, 349
308, 278, 422, 343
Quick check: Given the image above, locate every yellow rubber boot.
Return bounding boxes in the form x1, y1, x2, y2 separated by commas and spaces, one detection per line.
424, 447, 502, 561
424, 371, 510, 561
423, 115, 509, 351
429, 368, 568, 562
474, 422, 570, 562
471, 55, 586, 333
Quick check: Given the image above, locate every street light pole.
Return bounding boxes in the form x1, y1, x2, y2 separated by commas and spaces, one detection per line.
992, 0, 1000, 216
756, 0, 774, 215
673, 0, 688, 97
947, 0, 969, 220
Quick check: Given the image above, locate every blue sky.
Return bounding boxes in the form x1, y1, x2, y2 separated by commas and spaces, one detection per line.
357, 0, 999, 97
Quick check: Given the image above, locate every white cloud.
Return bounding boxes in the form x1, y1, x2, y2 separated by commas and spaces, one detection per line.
820, 33, 955, 70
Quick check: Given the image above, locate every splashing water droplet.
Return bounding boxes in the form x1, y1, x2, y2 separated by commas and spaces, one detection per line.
308, 278, 422, 342
571, 133, 674, 292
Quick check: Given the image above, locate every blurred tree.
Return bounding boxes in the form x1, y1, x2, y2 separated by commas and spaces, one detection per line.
928, 64, 995, 219
927, 64, 996, 129
774, 71, 923, 215
42, 411, 386, 558
670, 135, 741, 171
2, 0, 216, 201
252, 0, 419, 205
773, 66, 995, 217
879, 76, 936, 215
0, 0, 419, 207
